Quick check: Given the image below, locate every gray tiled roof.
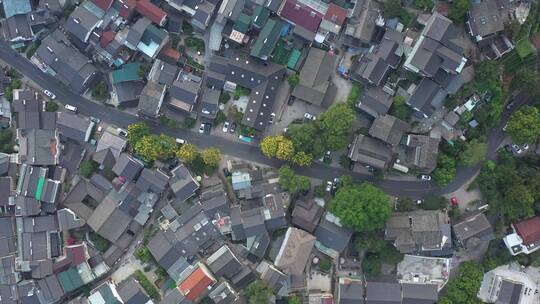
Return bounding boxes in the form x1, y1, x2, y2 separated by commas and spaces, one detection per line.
56, 112, 93, 142
339, 279, 364, 304
292, 48, 335, 106
135, 168, 170, 193
358, 86, 393, 118
366, 281, 402, 304
169, 165, 199, 202
348, 134, 392, 169
369, 115, 409, 146
314, 217, 353, 253
406, 78, 447, 117
112, 153, 144, 182
66, 4, 100, 42
402, 283, 438, 304
138, 81, 165, 117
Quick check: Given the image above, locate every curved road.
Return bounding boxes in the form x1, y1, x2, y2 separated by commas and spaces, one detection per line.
0, 40, 517, 198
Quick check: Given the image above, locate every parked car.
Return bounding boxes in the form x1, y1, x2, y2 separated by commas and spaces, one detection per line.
416, 199, 423, 205
229, 123, 237, 133
90, 116, 101, 123
117, 128, 128, 137
502, 123, 508, 132
450, 197, 459, 206
288, 96, 296, 105
43, 89, 56, 99
269, 113, 276, 124
222, 121, 230, 133
204, 123, 211, 134
175, 138, 186, 145
325, 181, 333, 192
332, 177, 340, 190
506, 100, 516, 111
503, 145, 512, 153
522, 143, 529, 150
365, 165, 375, 173
199, 123, 205, 133
304, 112, 316, 120
512, 143, 522, 154
420, 175, 432, 181
65, 104, 78, 112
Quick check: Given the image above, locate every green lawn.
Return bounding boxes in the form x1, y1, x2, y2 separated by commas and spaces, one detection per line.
515, 39, 536, 58
271, 40, 291, 65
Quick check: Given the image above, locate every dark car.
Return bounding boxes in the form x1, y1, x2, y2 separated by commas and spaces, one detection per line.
288, 96, 296, 105
506, 100, 516, 111
204, 123, 212, 134
229, 122, 237, 133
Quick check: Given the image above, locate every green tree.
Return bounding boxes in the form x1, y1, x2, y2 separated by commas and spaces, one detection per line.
355, 233, 387, 253
362, 255, 382, 275
177, 143, 199, 163
328, 183, 391, 232
414, 0, 434, 11
288, 295, 301, 304
460, 139, 487, 166
346, 84, 362, 108
287, 123, 325, 158
260, 135, 295, 160
397, 197, 416, 211
422, 196, 448, 210
91, 81, 108, 101
511, 68, 540, 96
507, 106, 540, 144
384, 0, 414, 25
319, 103, 356, 150
439, 262, 484, 304
504, 185, 535, 221
449, 0, 471, 23
219, 92, 231, 104
245, 280, 273, 304
127, 122, 150, 147
46, 101, 59, 112
182, 20, 194, 34
292, 151, 313, 167
78, 160, 98, 178
278, 166, 311, 197
288, 73, 300, 88
389, 95, 412, 121
201, 148, 221, 167
134, 134, 176, 162
433, 154, 457, 186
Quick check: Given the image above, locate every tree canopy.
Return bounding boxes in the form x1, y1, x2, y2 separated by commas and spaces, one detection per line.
448, 0, 471, 24
245, 280, 273, 304
260, 135, 294, 160
287, 123, 325, 158
278, 166, 311, 197
127, 122, 150, 147
177, 143, 199, 163
438, 262, 484, 304
460, 139, 487, 166
318, 103, 356, 150
507, 105, 540, 144
328, 183, 391, 232
201, 148, 221, 167
134, 134, 176, 162
432, 154, 457, 186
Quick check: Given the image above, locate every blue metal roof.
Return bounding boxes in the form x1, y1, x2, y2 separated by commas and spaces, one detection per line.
3, 0, 31, 18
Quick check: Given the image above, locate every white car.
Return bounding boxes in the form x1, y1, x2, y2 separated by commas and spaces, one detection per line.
325, 181, 333, 192
175, 138, 186, 145
502, 123, 508, 132
43, 90, 56, 99
222, 121, 230, 133
522, 143, 529, 150
199, 123, 205, 133
64, 104, 78, 112
420, 175, 432, 181
512, 143, 522, 154
117, 128, 128, 137
304, 112, 316, 120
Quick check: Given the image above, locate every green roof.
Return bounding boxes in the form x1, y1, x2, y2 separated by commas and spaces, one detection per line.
250, 19, 282, 60
141, 24, 167, 45
251, 6, 270, 29
58, 268, 85, 293
35, 177, 45, 201
111, 63, 142, 84
234, 13, 251, 33
287, 49, 302, 70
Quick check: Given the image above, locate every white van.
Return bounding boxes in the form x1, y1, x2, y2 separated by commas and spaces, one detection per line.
176, 138, 186, 145
65, 104, 78, 112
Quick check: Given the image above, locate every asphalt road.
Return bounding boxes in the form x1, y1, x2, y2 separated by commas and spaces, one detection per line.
0, 39, 517, 198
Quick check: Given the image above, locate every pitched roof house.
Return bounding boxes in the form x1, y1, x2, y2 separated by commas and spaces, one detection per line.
250, 19, 283, 60
338, 277, 364, 304
112, 153, 144, 182
56, 112, 94, 142
177, 263, 217, 301
504, 216, 540, 255
401, 130, 441, 173
138, 81, 166, 118
366, 282, 402, 304
274, 227, 316, 289
135, 0, 167, 26
291, 200, 323, 233
31, 30, 98, 94
369, 114, 409, 146
466, 0, 505, 42
402, 283, 438, 304
357, 86, 394, 118
319, 3, 347, 35
1, 10, 56, 46
453, 212, 493, 248
169, 164, 199, 202
314, 215, 353, 254
168, 79, 201, 113
199, 87, 220, 119
406, 78, 447, 117
348, 134, 392, 170
66, 3, 103, 43
207, 54, 285, 130
343, 0, 381, 47
292, 48, 336, 106
385, 210, 452, 256
18, 129, 60, 166
278, 0, 323, 41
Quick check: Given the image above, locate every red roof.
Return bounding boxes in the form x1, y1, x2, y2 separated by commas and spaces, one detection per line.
324, 4, 347, 27
514, 216, 540, 245
119, 0, 137, 19
135, 0, 167, 25
178, 265, 216, 301
100, 31, 115, 48
92, 0, 114, 11
279, 0, 323, 33
159, 47, 181, 63
68, 245, 87, 266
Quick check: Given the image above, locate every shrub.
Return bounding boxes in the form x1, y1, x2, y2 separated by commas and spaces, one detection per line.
134, 270, 160, 301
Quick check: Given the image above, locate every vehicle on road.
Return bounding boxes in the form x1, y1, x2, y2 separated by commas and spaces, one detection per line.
506, 100, 516, 111
199, 123, 205, 133
65, 104, 78, 112
332, 177, 340, 190
325, 181, 333, 192
502, 123, 508, 132
239, 135, 252, 142
416, 199, 423, 205
450, 197, 459, 206
512, 143, 522, 154
229, 123, 237, 133
222, 121, 230, 133
365, 165, 375, 173
522, 143, 529, 150
90, 116, 101, 123
43, 89, 56, 99
304, 112, 316, 120
176, 138, 186, 145
117, 128, 128, 137
288, 96, 295, 105
269, 113, 276, 124
420, 175, 432, 181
